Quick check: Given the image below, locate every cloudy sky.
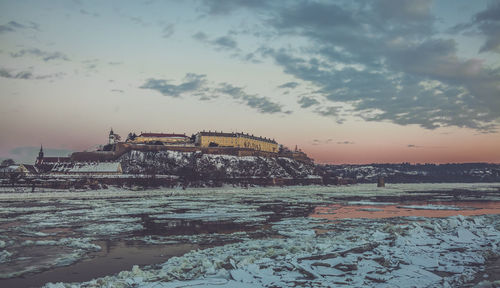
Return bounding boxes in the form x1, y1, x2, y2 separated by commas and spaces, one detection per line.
1, 0, 499, 164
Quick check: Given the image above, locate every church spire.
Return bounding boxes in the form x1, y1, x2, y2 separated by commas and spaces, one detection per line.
39, 145, 44, 158
109, 128, 116, 144
36, 145, 44, 165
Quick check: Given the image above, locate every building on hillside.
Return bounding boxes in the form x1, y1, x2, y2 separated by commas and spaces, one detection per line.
278, 145, 314, 164
35, 145, 72, 173
195, 131, 279, 153
35, 145, 71, 165
129, 133, 191, 145
108, 128, 121, 145
0, 165, 20, 178
19, 164, 38, 176
0, 164, 38, 178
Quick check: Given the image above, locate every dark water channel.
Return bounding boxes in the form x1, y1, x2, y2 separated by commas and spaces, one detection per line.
0, 203, 308, 287
0, 241, 198, 288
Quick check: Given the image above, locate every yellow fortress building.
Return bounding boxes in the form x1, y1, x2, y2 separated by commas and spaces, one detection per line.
130, 133, 191, 145
195, 131, 278, 153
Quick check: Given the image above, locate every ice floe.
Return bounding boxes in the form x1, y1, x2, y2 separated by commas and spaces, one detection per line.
0, 183, 499, 287
43, 214, 500, 288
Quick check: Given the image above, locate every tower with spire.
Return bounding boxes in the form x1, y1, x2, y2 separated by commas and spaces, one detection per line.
109, 128, 116, 145
36, 145, 44, 166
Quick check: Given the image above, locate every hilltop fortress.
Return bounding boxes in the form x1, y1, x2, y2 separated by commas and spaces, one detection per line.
66, 129, 313, 164
4, 129, 321, 189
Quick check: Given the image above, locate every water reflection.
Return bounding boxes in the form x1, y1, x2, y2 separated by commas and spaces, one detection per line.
0, 241, 197, 288
310, 201, 500, 220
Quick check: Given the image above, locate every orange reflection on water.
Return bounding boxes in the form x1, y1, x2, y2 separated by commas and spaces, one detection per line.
310, 201, 500, 220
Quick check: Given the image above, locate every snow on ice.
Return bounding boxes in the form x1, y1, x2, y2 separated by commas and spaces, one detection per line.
43, 214, 500, 288
0, 183, 499, 287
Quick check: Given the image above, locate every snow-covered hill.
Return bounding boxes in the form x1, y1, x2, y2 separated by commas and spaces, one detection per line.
318, 163, 500, 183
119, 150, 318, 180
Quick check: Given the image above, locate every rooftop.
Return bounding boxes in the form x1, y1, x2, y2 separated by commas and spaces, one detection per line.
197, 131, 277, 144
139, 133, 188, 138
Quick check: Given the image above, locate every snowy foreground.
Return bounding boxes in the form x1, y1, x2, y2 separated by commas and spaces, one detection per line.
0, 183, 499, 287
43, 215, 500, 288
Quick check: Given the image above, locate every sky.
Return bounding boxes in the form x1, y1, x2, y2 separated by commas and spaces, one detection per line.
0, 0, 499, 164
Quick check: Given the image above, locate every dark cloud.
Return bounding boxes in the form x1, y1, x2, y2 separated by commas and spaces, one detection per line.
452, 2, 500, 53
196, 1, 499, 131
337, 141, 354, 145
297, 96, 319, 108
0, 21, 39, 33
193, 32, 239, 52
243, 52, 261, 63
82, 58, 99, 70
0, 67, 64, 80
278, 81, 299, 89
312, 138, 339, 145
261, 2, 497, 131
162, 23, 175, 38
217, 83, 289, 114
111, 89, 124, 93
0, 68, 34, 79
192, 31, 208, 41
314, 106, 344, 124
11, 48, 70, 61
212, 36, 238, 50
140, 73, 207, 97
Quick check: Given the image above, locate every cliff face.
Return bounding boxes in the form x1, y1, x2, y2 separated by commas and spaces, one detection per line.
119, 150, 318, 180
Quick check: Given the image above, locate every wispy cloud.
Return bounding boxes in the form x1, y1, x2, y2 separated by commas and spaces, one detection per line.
337, 141, 354, 145
212, 36, 238, 50
0, 67, 64, 80
0, 20, 39, 33
451, 1, 500, 54
0, 68, 33, 80
217, 83, 290, 114
140, 73, 289, 115
162, 23, 175, 38
11, 48, 69, 61
192, 31, 208, 41
298, 96, 319, 108
193, 31, 240, 52
314, 106, 344, 124
407, 144, 447, 149
312, 138, 339, 145
140, 73, 207, 97
278, 81, 299, 89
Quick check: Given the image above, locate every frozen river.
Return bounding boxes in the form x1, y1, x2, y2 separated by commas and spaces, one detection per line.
1, 183, 500, 287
